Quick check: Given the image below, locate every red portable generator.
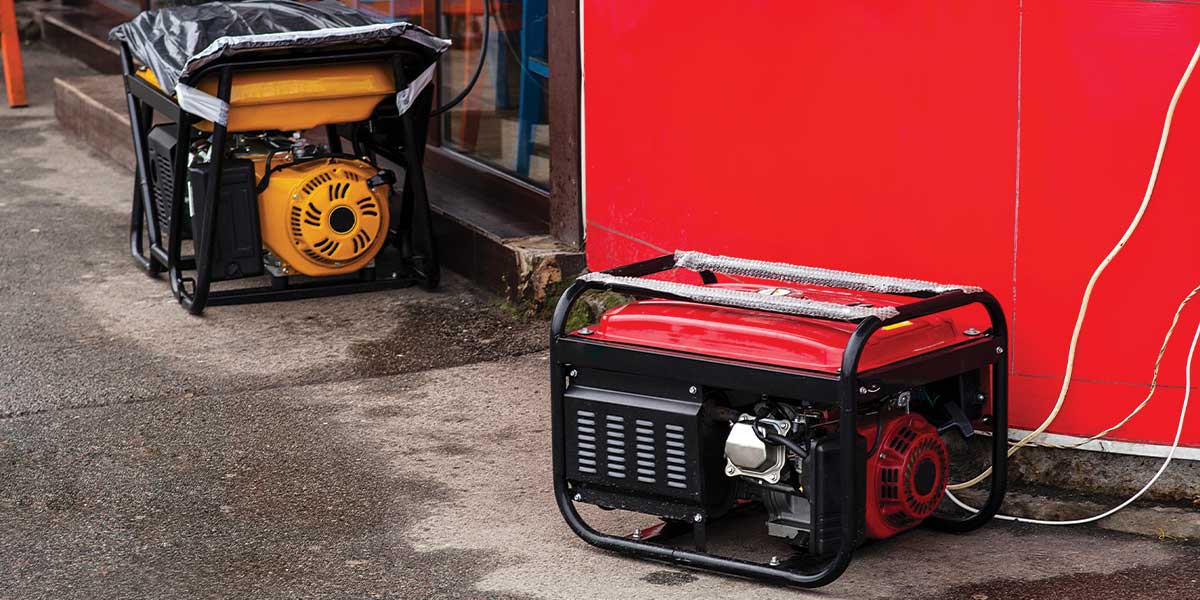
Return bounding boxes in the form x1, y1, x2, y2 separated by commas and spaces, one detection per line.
550, 252, 1008, 587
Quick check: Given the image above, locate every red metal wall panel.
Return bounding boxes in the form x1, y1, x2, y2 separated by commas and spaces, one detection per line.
1011, 1, 1200, 444
583, 1, 1200, 446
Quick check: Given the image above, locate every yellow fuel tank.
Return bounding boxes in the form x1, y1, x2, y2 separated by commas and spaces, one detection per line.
257, 158, 390, 277
136, 64, 395, 132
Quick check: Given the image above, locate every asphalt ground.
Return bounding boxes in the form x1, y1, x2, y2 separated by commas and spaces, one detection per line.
4, 44, 1200, 600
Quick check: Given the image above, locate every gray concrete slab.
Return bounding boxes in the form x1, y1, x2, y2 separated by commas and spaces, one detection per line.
6, 355, 1199, 599
341, 355, 1200, 600
5, 43, 1200, 600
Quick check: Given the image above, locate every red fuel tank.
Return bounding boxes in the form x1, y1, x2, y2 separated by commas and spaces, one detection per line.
585, 283, 989, 373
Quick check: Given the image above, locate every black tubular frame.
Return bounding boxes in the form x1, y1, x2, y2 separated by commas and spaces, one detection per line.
549, 253, 1008, 588
121, 43, 440, 315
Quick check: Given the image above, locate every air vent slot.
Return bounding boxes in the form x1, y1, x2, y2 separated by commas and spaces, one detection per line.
605, 414, 627, 478
301, 171, 333, 195
357, 196, 379, 217
634, 419, 656, 484
576, 409, 597, 474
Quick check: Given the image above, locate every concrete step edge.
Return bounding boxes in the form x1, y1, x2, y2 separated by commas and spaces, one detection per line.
38, 11, 122, 74
957, 488, 1200, 542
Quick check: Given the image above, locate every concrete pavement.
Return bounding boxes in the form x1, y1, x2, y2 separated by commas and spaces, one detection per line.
4, 44, 1200, 599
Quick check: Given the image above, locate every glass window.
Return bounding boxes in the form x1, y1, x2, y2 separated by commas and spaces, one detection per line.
340, 0, 550, 190
437, 0, 549, 189
343, 0, 429, 27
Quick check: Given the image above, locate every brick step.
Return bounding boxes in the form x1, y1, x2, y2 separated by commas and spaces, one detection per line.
38, 7, 124, 74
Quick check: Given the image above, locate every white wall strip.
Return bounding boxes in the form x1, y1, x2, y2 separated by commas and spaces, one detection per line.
1009, 428, 1200, 461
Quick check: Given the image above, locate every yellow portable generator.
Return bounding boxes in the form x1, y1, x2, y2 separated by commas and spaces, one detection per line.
111, 0, 450, 314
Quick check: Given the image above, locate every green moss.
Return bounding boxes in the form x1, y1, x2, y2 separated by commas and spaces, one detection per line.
570, 290, 631, 329
494, 275, 580, 321
497, 275, 632, 331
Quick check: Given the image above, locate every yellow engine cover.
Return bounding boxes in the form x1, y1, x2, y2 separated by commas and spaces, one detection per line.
258, 158, 389, 277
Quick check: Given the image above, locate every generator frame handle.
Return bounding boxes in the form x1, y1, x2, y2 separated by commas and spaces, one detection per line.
120, 42, 440, 315
549, 253, 1008, 588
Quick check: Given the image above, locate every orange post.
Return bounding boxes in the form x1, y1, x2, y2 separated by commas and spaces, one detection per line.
0, 0, 28, 108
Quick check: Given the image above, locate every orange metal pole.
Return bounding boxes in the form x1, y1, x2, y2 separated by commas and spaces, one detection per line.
1, 0, 28, 108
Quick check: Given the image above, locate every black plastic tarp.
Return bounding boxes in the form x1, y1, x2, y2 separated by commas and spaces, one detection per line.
110, 0, 449, 93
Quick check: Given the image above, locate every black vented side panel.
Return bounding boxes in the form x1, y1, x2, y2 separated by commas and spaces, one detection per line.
152, 153, 174, 232
565, 384, 704, 504
146, 124, 188, 239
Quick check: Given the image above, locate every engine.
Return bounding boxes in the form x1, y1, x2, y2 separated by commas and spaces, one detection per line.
725, 402, 950, 550
147, 127, 392, 280
563, 377, 970, 557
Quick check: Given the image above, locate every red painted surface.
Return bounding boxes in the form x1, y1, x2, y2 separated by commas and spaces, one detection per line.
583, 1, 1200, 446
587, 283, 988, 374
1, 0, 28, 108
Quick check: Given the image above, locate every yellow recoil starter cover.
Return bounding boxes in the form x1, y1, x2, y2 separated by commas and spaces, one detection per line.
258, 158, 390, 277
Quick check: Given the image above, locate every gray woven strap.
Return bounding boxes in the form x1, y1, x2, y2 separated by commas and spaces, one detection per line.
674, 250, 982, 295
579, 273, 898, 321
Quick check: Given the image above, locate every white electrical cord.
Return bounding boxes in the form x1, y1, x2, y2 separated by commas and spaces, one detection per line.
1023, 285, 1200, 450
949, 39, 1200, 491
968, 285, 1200, 450
946, 317, 1200, 525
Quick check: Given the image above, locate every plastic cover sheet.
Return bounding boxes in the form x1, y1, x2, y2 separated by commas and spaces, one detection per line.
110, 0, 450, 94
579, 273, 900, 322
674, 251, 983, 295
